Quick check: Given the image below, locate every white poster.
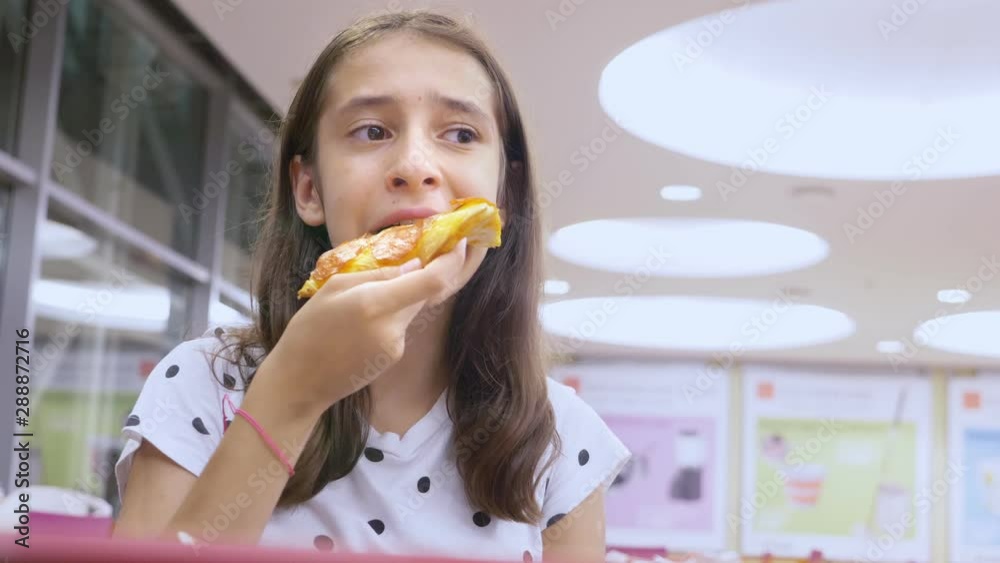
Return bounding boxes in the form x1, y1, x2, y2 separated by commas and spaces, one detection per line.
741, 366, 932, 562
949, 373, 1000, 563
550, 361, 729, 552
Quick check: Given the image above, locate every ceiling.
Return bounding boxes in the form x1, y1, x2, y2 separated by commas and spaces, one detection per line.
169, 0, 1000, 370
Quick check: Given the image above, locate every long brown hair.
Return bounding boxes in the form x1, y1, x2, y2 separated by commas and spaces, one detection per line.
213, 10, 558, 523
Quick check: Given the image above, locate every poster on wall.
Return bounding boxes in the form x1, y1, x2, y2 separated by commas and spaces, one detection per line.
741, 366, 932, 562
949, 374, 1000, 563
550, 362, 729, 552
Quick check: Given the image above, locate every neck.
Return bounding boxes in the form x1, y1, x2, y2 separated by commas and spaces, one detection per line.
367, 298, 455, 436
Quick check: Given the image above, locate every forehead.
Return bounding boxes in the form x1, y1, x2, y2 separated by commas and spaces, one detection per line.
326, 32, 497, 118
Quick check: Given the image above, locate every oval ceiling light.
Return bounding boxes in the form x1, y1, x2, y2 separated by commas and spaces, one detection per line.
660, 184, 702, 201
547, 218, 829, 277
876, 340, 906, 354
40, 220, 98, 260
599, 0, 1000, 181
937, 289, 971, 304
541, 295, 855, 352
914, 310, 1000, 359
544, 279, 571, 296
32, 279, 250, 332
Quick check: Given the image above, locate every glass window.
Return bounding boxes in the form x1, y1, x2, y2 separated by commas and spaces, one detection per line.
221, 118, 272, 293
0, 0, 30, 153
0, 184, 9, 319
50, 0, 208, 258
215, 291, 253, 328
32, 204, 195, 515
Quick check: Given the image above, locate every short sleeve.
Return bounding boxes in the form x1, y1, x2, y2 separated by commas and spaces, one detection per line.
541, 378, 631, 528
114, 332, 237, 502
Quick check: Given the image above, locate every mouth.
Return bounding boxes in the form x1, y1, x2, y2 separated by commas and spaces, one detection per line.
373, 218, 419, 235
369, 207, 441, 236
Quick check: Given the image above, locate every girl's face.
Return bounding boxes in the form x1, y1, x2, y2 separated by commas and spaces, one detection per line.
292, 32, 501, 279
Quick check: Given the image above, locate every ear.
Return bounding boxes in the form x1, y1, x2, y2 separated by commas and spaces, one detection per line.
289, 155, 325, 227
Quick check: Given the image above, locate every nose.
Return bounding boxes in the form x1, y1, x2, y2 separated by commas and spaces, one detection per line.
384, 133, 442, 193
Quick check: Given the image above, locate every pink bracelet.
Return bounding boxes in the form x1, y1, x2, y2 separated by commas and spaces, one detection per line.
224, 395, 295, 477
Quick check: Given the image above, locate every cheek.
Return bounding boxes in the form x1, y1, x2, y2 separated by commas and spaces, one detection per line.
319, 158, 379, 243
458, 157, 502, 201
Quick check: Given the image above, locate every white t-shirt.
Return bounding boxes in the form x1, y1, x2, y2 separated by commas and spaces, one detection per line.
115, 327, 631, 560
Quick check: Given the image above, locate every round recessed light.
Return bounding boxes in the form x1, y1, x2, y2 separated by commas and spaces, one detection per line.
544, 279, 571, 296
660, 184, 703, 201
541, 295, 855, 352
937, 289, 971, 304
876, 340, 906, 354
547, 218, 829, 277
599, 0, 1000, 181
914, 310, 1000, 359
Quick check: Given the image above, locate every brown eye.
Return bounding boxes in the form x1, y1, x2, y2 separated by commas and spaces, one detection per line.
445, 127, 478, 144
351, 125, 389, 141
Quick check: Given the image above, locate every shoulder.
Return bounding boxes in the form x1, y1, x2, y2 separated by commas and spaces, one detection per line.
165, 325, 258, 376
540, 376, 631, 523
545, 376, 594, 424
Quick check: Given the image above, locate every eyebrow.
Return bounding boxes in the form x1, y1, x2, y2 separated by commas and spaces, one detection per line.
335, 91, 491, 124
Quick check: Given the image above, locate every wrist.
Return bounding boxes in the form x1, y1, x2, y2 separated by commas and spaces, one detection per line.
240, 360, 326, 458
251, 362, 328, 423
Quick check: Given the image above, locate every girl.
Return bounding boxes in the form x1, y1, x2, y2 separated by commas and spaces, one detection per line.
112, 10, 630, 562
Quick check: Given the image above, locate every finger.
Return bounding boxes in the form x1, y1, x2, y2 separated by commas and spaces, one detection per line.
426, 242, 487, 307
315, 258, 422, 297
364, 238, 468, 314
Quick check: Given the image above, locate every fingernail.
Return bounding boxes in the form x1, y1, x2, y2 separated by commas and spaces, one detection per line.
400, 258, 422, 274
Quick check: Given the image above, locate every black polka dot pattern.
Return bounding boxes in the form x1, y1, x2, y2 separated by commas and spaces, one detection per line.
192, 417, 210, 435
472, 511, 491, 527
546, 513, 565, 528
313, 534, 334, 551
125, 414, 140, 427
368, 519, 385, 535
364, 447, 384, 462
417, 476, 430, 493
222, 373, 236, 390
165, 365, 180, 378
523, 550, 533, 562
578, 449, 590, 466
